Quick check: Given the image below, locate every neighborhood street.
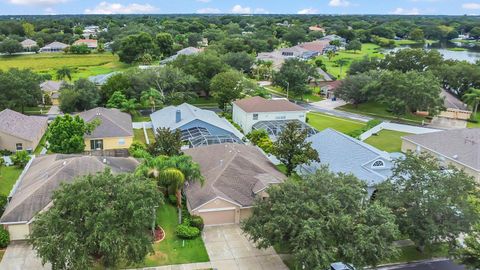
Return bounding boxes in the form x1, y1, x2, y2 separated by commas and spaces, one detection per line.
376, 259, 465, 270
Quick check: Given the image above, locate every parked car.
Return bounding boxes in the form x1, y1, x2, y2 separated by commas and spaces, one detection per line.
330, 262, 356, 270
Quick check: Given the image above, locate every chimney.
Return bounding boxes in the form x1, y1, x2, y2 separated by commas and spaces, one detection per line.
175, 110, 181, 123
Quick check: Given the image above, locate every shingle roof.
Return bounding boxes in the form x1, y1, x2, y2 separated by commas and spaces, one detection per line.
40, 80, 63, 92
41, 41, 69, 49
298, 40, 330, 53
88, 72, 117, 85
302, 128, 397, 187
184, 144, 286, 210
0, 109, 48, 142
150, 103, 243, 139
20, 39, 37, 47
78, 107, 133, 138
73, 39, 98, 47
233, 96, 306, 113
403, 128, 480, 170
0, 155, 139, 223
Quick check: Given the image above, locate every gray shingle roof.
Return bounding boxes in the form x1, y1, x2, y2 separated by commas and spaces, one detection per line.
40, 80, 63, 92
301, 128, 397, 187
0, 154, 139, 223
150, 103, 243, 139
403, 128, 480, 170
41, 41, 69, 50
184, 143, 286, 210
78, 107, 133, 138
0, 109, 48, 142
20, 39, 37, 48
88, 72, 117, 85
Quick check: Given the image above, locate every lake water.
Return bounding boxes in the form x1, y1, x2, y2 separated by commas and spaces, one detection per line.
384, 41, 480, 63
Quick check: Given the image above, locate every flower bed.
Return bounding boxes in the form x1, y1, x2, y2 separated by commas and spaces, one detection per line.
154, 226, 165, 242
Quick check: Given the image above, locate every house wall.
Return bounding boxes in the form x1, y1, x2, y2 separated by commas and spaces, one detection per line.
5, 224, 30, 241
232, 104, 306, 133
0, 131, 36, 153
190, 198, 239, 226
402, 140, 480, 182
84, 136, 133, 151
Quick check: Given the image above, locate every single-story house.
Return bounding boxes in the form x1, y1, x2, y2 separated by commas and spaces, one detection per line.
20, 39, 37, 51
298, 128, 401, 197
184, 143, 286, 226
0, 109, 48, 153
150, 103, 244, 148
40, 80, 63, 105
320, 34, 347, 44
401, 128, 480, 182
160, 47, 202, 64
297, 40, 331, 55
0, 154, 139, 240
308, 25, 326, 33
39, 41, 69, 53
73, 39, 98, 49
232, 96, 309, 135
321, 80, 343, 99
88, 72, 117, 85
78, 107, 134, 151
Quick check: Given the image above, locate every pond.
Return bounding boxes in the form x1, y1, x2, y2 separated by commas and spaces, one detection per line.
384, 41, 480, 63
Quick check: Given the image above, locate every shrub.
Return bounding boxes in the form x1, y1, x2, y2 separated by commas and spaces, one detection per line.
0, 195, 7, 216
190, 215, 204, 231
168, 195, 177, 205
0, 228, 9, 248
0, 149, 12, 156
12, 150, 30, 168
175, 224, 200, 239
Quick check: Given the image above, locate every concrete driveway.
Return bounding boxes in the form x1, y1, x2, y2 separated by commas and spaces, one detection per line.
0, 242, 50, 270
202, 225, 288, 270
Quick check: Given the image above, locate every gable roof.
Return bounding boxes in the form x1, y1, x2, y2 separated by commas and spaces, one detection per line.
298, 40, 330, 53
78, 107, 133, 138
402, 128, 480, 171
0, 109, 48, 142
0, 155, 139, 224
150, 103, 243, 139
184, 144, 286, 210
233, 96, 306, 113
40, 80, 63, 92
73, 39, 98, 47
302, 128, 397, 187
20, 39, 37, 47
41, 41, 69, 49
88, 72, 117, 85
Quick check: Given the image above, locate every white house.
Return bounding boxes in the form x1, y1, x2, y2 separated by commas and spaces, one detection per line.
232, 96, 307, 134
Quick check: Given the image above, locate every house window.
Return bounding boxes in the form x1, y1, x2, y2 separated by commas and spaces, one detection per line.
90, 139, 103, 150
16, 143, 23, 151
253, 114, 258, 120
372, 160, 385, 168
118, 138, 125, 145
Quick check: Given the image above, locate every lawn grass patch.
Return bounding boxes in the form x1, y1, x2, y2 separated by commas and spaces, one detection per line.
275, 164, 288, 175
146, 128, 155, 143
338, 101, 426, 125
364, 129, 411, 152
132, 115, 151, 122
0, 166, 22, 196
141, 204, 209, 267
133, 129, 147, 145
34, 133, 47, 155
265, 85, 323, 102
467, 112, 480, 128
385, 243, 449, 264
307, 112, 365, 134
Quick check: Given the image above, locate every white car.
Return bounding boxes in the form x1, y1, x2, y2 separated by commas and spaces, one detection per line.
330, 262, 356, 270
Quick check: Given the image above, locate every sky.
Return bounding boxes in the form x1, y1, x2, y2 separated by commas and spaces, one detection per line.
1, 0, 480, 16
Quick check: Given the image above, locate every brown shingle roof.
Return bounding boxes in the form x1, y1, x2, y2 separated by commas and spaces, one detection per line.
0, 109, 48, 142
78, 107, 133, 138
403, 128, 480, 170
0, 154, 139, 223
233, 96, 305, 113
184, 144, 286, 210
298, 40, 330, 53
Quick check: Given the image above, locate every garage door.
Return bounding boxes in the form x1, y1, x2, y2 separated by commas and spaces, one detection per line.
199, 209, 236, 225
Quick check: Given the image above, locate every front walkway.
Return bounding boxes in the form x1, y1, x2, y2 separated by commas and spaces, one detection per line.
0, 242, 50, 270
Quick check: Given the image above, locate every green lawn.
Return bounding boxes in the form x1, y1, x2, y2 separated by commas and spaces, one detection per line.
141, 204, 209, 267
307, 112, 365, 134
132, 114, 151, 122
133, 128, 155, 145
19, 106, 51, 116
0, 53, 130, 80
0, 166, 22, 196
265, 85, 323, 102
34, 133, 47, 155
319, 43, 384, 79
338, 101, 427, 125
467, 112, 480, 128
364, 129, 411, 153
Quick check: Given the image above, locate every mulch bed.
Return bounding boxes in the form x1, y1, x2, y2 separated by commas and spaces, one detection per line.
154, 227, 165, 242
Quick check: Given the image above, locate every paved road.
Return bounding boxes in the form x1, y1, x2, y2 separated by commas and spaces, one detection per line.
376, 259, 465, 270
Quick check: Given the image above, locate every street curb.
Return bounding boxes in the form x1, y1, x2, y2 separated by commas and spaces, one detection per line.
370, 257, 450, 269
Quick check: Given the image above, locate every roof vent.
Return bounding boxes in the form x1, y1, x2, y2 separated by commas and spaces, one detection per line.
175, 110, 181, 123
452, 154, 458, 159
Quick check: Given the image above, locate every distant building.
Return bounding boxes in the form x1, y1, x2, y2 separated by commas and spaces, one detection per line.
40, 80, 63, 105
88, 72, 117, 85
82, 25, 101, 38
297, 39, 331, 55
321, 80, 343, 99
160, 47, 202, 64
39, 41, 69, 53
20, 39, 37, 51
73, 39, 98, 49
320, 34, 347, 44
308, 25, 326, 33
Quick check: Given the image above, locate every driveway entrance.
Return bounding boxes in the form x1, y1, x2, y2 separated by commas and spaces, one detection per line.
0, 242, 50, 270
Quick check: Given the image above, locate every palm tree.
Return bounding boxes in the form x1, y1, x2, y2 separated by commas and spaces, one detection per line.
326, 50, 336, 61
141, 88, 163, 113
464, 87, 480, 121
56, 66, 72, 81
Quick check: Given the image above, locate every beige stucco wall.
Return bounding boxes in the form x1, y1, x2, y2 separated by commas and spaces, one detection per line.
402, 139, 480, 182
0, 131, 37, 152
240, 208, 252, 221
5, 224, 30, 241
84, 136, 133, 151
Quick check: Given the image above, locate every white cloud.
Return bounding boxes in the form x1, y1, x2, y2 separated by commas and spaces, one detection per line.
231, 4, 251, 13
329, 0, 350, 7
462, 2, 480, 9
254, 8, 269, 14
196, 7, 220, 13
391, 7, 420, 15
297, 8, 318, 14
196, 0, 211, 3
44, 7, 56, 14
84, 1, 157, 14
8, 0, 66, 6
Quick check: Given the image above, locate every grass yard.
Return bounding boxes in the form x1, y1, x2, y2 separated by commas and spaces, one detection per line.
132, 114, 151, 122
320, 43, 384, 79
265, 85, 323, 102
307, 112, 365, 134
338, 101, 427, 125
0, 53, 130, 80
467, 112, 480, 128
34, 134, 47, 155
364, 129, 411, 153
141, 204, 209, 267
0, 166, 22, 196
133, 128, 155, 145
